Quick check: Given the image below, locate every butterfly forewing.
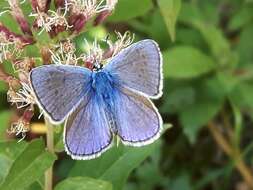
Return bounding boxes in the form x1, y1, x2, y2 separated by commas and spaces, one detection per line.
30, 65, 92, 123
64, 94, 113, 160
105, 39, 162, 98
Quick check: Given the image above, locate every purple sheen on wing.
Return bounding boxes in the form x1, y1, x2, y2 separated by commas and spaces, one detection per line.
64, 93, 113, 159
113, 87, 162, 146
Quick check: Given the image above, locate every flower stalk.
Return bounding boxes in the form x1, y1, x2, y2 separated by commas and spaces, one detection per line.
44, 117, 54, 190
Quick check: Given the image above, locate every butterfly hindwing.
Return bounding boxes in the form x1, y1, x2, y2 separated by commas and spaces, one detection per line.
105, 39, 162, 99
113, 87, 162, 146
30, 65, 92, 123
64, 93, 113, 160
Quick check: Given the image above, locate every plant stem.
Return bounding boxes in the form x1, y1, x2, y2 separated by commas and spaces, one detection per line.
208, 121, 253, 189
44, 117, 54, 190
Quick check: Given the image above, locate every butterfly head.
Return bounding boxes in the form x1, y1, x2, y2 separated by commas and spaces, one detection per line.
92, 61, 104, 72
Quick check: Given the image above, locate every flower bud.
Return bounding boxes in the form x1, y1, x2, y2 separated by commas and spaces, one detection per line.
13, 58, 35, 73
8, 107, 34, 142
40, 46, 52, 64
85, 60, 94, 70
68, 14, 87, 33
30, 0, 51, 12
94, 10, 111, 26
23, 108, 34, 124
54, 0, 65, 9
8, 0, 33, 36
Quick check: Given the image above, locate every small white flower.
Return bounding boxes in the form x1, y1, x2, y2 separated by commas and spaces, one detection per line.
70, 0, 107, 18
105, 0, 118, 11
30, 1, 72, 35
7, 120, 29, 142
82, 38, 104, 65
8, 82, 36, 109
50, 40, 82, 65
0, 33, 23, 63
105, 31, 135, 57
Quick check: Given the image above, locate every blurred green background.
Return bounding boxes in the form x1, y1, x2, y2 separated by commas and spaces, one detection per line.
1, 0, 253, 189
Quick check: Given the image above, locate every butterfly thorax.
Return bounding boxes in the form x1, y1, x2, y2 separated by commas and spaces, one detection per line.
92, 71, 114, 96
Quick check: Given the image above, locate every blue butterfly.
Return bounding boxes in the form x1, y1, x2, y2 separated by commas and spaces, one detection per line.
30, 39, 163, 160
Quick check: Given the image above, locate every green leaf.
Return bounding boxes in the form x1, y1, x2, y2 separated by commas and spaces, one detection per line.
55, 177, 112, 190
108, 0, 153, 22
160, 86, 195, 114
158, 0, 181, 42
0, 141, 28, 185
179, 3, 232, 65
179, 2, 216, 25
0, 111, 11, 141
180, 99, 222, 143
99, 143, 160, 190
27, 182, 43, 190
135, 144, 169, 190
194, 167, 232, 190
0, 141, 27, 161
0, 155, 11, 185
178, 2, 202, 24
229, 6, 253, 30
179, 79, 224, 143
169, 175, 192, 190
129, 10, 172, 49
0, 81, 8, 92
0, 139, 57, 190
176, 28, 205, 48
69, 139, 163, 190
163, 46, 216, 79
214, 72, 240, 95
0, 13, 22, 35
229, 82, 253, 109
195, 24, 231, 65
237, 24, 253, 65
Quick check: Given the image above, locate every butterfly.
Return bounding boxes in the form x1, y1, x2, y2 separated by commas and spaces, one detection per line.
29, 39, 163, 160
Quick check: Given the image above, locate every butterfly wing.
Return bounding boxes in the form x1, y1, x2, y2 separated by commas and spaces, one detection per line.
64, 94, 113, 160
105, 39, 162, 99
113, 87, 163, 146
30, 65, 92, 124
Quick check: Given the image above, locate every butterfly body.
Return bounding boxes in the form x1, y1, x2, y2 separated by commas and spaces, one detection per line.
30, 39, 164, 160
91, 71, 118, 133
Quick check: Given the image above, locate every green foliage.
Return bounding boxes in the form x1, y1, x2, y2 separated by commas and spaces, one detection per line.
69, 137, 163, 190
0, 139, 56, 190
180, 97, 222, 143
0, 111, 11, 141
158, 0, 181, 42
55, 177, 112, 190
229, 5, 253, 30
108, 0, 153, 22
163, 46, 216, 78
237, 24, 253, 65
